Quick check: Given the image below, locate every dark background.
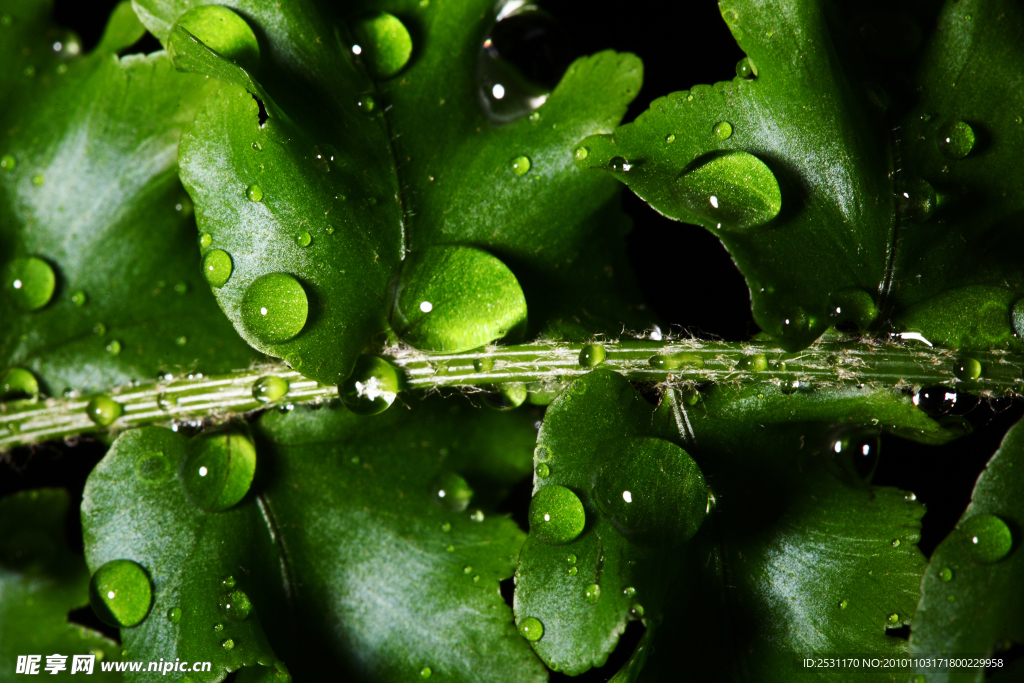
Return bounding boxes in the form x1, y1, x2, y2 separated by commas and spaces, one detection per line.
3, 1, 1020, 681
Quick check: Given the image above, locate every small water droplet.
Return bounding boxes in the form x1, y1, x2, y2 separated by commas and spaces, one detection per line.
953, 356, 982, 380
240, 272, 309, 343
713, 121, 733, 140
252, 142, 262, 151
246, 184, 264, 202
736, 57, 755, 79
430, 471, 473, 512
198, 233, 213, 249
5, 257, 56, 311
167, 606, 182, 623
340, 355, 400, 415
567, 566, 578, 576
647, 352, 703, 371
961, 513, 1013, 563
252, 376, 289, 403
828, 288, 878, 329
0, 154, 16, 170
88, 559, 153, 627
70, 290, 87, 306
351, 12, 413, 79
830, 430, 880, 482
1, 368, 39, 400
892, 538, 901, 547
629, 603, 645, 619
86, 395, 123, 427
134, 452, 170, 483
511, 155, 531, 176
157, 393, 177, 410
536, 463, 550, 478
939, 567, 953, 582
221, 638, 235, 651
665, 134, 676, 143
937, 120, 975, 159
419, 667, 432, 679
296, 231, 312, 247
888, 613, 900, 624
518, 617, 544, 641
357, 96, 377, 113
325, 225, 335, 235
573, 146, 588, 161
473, 356, 494, 373
213, 622, 224, 632
566, 554, 577, 565
578, 344, 606, 368
528, 485, 586, 545
202, 249, 233, 288
222, 576, 236, 589
31, 173, 44, 186
105, 339, 122, 356
584, 583, 601, 604
898, 178, 937, 223
622, 586, 636, 598
673, 151, 781, 231
735, 354, 767, 371
218, 589, 252, 621
175, 336, 187, 346
839, 599, 848, 609
609, 156, 631, 172
181, 430, 257, 513
440, 522, 451, 533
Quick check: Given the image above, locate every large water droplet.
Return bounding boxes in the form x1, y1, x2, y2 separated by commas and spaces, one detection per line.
339, 355, 400, 415
528, 485, 586, 545
960, 514, 1013, 563
88, 559, 153, 627
177, 5, 261, 71
252, 376, 289, 403
937, 120, 975, 159
218, 589, 252, 621
591, 437, 707, 546
202, 249, 233, 288
578, 344, 606, 368
5, 257, 56, 311
430, 471, 473, 512
829, 430, 880, 483
518, 616, 544, 641
897, 178, 937, 224
953, 356, 982, 380
351, 12, 413, 79
86, 395, 123, 427
180, 429, 257, 513
828, 288, 878, 329
672, 151, 781, 231
241, 273, 308, 343
1, 368, 39, 400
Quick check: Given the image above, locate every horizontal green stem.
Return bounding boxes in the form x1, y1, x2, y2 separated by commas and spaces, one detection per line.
2, 336, 1022, 450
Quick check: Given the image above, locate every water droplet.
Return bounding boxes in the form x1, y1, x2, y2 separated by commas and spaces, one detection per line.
578, 344, 606, 368
518, 617, 544, 641
938, 567, 953, 582
592, 437, 707, 546
528, 485, 586, 545
213, 622, 224, 632
937, 120, 975, 159
828, 288, 878, 329
134, 452, 170, 483
535, 446, 551, 462
953, 356, 981, 380
88, 559, 153, 627
252, 376, 289, 403
357, 96, 376, 113
93, 322, 106, 336
340, 355, 400, 415
673, 151, 781, 231
440, 522, 451, 533
176, 5, 260, 71
241, 272, 308, 343
420, 667, 432, 679
567, 566, 578, 576
622, 586, 636, 598
351, 12, 413, 79
584, 583, 601, 604
325, 225, 335, 235
629, 603, 645, 619
196, 233, 213, 251
202, 249, 233, 288
86, 395, 123, 427
462, 565, 473, 574
181, 429, 257, 513
609, 156, 631, 172
221, 639, 235, 651
573, 146, 588, 161
5, 257, 56, 311
167, 606, 182, 623
1, 368, 39, 400
665, 134, 676, 143
536, 463, 551, 478
839, 599, 848, 609
246, 184, 264, 202
892, 538, 901, 547
218, 589, 252, 621
647, 352, 703, 371
483, 383, 528, 410
473, 356, 494, 373
157, 393, 177, 410
512, 156, 531, 176
222, 576, 236, 589
0, 154, 15, 170
175, 336, 188, 346
898, 178, 937, 223
960, 513, 1013, 563
296, 231, 312, 247
470, 509, 484, 522
888, 613, 900, 624
31, 173, 44, 186
735, 354, 767, 371
566, 554, 578, 565
430, 471, 473, 512
913, 675, 926, 683
713, 121, 733, 140
830, 430, 880, 482
446, 545, 454, 552
105, 339, 122, 356
251, 141, 262, 152
736, 57, 755, 79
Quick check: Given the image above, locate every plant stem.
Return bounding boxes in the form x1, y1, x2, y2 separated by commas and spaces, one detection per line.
3, 336, 1022, 450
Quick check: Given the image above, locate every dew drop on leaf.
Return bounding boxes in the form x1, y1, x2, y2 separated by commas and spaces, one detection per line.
218, 589, 253, 621
672, 151, 781, 231
839, 599, 848, 609
0, 153, 15, 170
483, 383, 528, 410
296, 231, 312, 247
86, 395, 123, 427
888, 613, 900, 624
351, 12, 413, 79
199, 233, 213, 249
584, 583, 601, 604
339, 355, 400, 415
622, 586, 636, 598
105, 339, 121, 356
828, 288, 878, 329
429, 471, 473, 512
221, 638, 235, 651
31, 173, 44, 186
5, 257, 56, 311
511, 155, 531, 176
938, 567, 953, 582
735, 354, 767, 371
246, 184, 264, 202
517, 616, 544, 641
202, 249, 233, 288
177, 5, 261, 72
573, 146, 588, 161
829, 430, 880, 483
167, 606, 182, 623
71, 290, 87, 306
252, 376, 289, 404
536, 463, 550, 478
713, 121, 733, 140
608, 156, 631, 172
629, 603, 644, 619
240, 272, 309, 343
222, 576, 236, 589
1, 368, 39, 400
953, 356, 982, 380
578, 344, 606, 368
419, 667, 432, 679
960, 514, 1013, 563
647, 352, 703, 371
937, 120, 975, 159
736, 57, 755, 79
897, 178, 937, 224
528, 485, 586, 545
88, 559, 153, 627
591, 437, 707, 546
180, 429, 257, 513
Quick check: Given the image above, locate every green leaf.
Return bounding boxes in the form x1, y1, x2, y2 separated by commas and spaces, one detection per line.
138, 0, 650, 383
573, 0, 893, 350
909, 417, 1024, 682
0, 489, 122, 680
82, 398, 545, 682
0, 0, 259, 397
